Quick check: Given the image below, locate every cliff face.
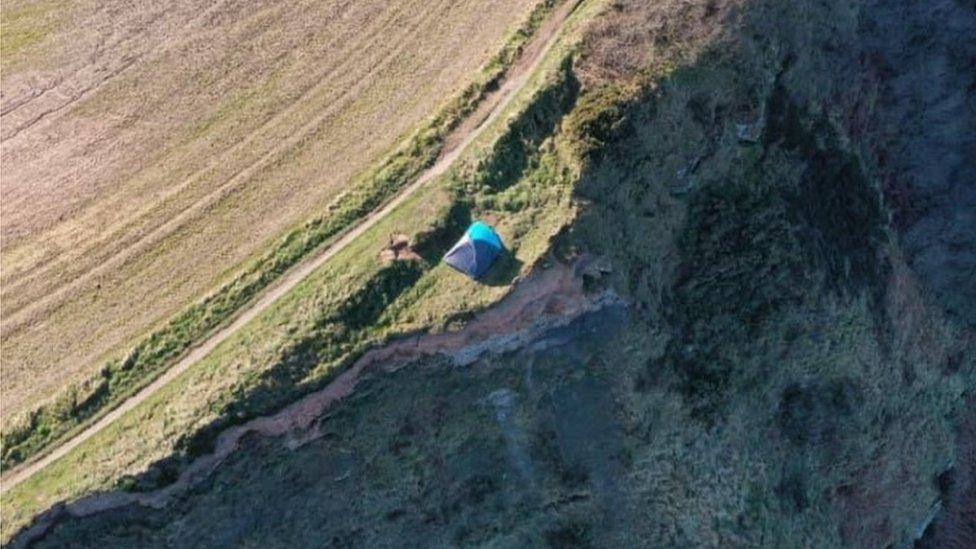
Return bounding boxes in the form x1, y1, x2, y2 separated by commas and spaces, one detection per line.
566, 0, 976, 544
15, 1, 976, 547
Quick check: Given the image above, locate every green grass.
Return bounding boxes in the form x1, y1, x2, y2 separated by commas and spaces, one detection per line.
0, 1, 63, 71
0, 0, 564, 472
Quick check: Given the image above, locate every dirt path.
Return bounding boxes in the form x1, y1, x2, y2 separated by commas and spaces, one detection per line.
0, 0, 581, 495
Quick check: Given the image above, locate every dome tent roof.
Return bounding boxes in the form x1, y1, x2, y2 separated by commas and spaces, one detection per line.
442, 221, 503, 279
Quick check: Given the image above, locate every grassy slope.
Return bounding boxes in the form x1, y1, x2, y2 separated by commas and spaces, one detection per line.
0, 0, 558, 471
0, 0, 539, 425
1, 2, 598, 539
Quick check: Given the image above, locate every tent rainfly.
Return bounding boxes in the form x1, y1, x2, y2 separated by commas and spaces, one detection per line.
442, 221, 503, 279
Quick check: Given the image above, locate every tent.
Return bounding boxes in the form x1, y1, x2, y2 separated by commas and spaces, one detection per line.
443, 221, 503, 279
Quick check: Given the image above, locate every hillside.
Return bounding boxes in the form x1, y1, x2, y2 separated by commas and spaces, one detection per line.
3, 0, 975, 547
0, 0, 538, 423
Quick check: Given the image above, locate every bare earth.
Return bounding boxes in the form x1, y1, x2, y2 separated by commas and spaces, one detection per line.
0, 0, 539, 420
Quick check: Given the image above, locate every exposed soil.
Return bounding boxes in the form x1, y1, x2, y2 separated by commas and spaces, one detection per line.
10, 256, 619, 547
378, 233, 420, 263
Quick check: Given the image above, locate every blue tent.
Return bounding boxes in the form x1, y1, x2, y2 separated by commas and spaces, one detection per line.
443, 221, 503, 279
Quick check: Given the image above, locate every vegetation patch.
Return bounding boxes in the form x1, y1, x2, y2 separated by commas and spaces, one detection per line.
763, 82, 887, 295
667, 175, 808, 411
464, 57, 579, 195
778, 378, 864, 447
664, 75, 887, 417
6, 1, 973, 547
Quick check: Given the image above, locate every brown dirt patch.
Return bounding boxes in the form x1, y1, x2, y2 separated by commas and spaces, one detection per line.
378, 233, 420, 264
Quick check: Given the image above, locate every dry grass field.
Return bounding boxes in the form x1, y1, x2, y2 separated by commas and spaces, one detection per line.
0, 0, 539, 420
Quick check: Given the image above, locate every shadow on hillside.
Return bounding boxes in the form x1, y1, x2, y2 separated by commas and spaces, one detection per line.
480, 248, 524, 287
471, 59, 579, 194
